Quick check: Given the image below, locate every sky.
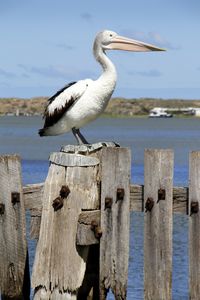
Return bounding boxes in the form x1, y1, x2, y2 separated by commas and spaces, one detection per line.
0, 0, 200, 99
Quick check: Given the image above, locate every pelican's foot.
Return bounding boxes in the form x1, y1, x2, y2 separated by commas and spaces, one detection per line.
61, 141, 120, 154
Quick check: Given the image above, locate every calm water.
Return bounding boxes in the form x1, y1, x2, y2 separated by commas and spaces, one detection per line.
1, 115, 200, 299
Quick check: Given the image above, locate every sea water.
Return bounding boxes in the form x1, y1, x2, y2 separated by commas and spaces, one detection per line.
1, 115, 199, 299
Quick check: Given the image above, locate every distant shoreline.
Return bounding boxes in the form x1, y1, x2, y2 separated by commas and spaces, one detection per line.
0, 97, 200, 117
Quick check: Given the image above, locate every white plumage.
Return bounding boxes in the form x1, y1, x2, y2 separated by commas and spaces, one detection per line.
39, 30, 164, 144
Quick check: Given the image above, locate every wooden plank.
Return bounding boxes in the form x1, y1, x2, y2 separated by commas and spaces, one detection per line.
144, 149, 173, 300
23, 183, 188, 215
100, 147, 131, 299
23, 183, 43, 211
22, 182, 189, 242
189, 151, 200, 299
32, 163, 66, 298
49, 152, 100, 167
76, 210, 100, 245
0, 155, 29, 299
29, 209, 101, 244
30, 216, 41, 240
173, 186, 188, 214
32, 153, 100, 298
130, 184, 144, 211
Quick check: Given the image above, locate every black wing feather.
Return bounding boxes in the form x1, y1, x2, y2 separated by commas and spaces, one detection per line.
43, 81, 77, 128
48, 81, 77, 104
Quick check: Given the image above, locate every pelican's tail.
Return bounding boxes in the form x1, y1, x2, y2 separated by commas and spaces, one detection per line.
38, 126, 62, 136
38, 128, 46, 136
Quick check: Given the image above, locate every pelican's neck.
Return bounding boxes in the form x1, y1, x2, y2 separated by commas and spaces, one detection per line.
93, 43, 117, 82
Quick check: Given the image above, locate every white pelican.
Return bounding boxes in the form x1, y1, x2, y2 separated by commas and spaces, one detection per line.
39, 30, 164, 144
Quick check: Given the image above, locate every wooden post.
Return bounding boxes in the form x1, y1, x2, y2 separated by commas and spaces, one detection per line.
100, 147, 131, 299
144, 149, 173, 300
31, 146, 103, 299
189, 151, 200, 299
0, 155, 30, 299
23, 183, 43, 240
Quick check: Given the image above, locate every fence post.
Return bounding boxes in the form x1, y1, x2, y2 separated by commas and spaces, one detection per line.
31, 147, 102, 299
144, 149, 173, 300
0, 155, 30, 299
100, 147, 131, 299
189, 151, 200, 299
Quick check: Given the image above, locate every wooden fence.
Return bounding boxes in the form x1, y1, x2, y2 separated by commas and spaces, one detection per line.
0, 145, 200, 299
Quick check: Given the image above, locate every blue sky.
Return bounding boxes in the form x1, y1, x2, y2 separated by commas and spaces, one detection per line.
0, 0, 200, 99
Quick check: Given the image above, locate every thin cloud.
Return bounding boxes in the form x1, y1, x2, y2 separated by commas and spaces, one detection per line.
0, 68, 16, 78
0, 81, 10, 87
120, 29, 180, 50
21, 73, 30, 78
56, 43, 75, 51
129, 69, 162, 77
22, 65, 70, 79
18, 64, 96, 80
148, 32, 180, 50
80, 12, 93, 22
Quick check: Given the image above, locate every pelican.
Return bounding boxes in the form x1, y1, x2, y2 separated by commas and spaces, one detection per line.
39, 30, 164, 144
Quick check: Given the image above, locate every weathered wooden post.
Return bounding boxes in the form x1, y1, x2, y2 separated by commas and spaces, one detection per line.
144, 149, 173, 300
189, 151, 200, 300
31, 143, 130, 299
100, 147, 131, 299
0, 155, 30, 299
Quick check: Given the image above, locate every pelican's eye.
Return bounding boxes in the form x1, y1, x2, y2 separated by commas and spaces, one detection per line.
110, 34, 113, 37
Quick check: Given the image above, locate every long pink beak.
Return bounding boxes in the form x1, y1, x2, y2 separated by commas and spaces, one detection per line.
105, 35, 165, 52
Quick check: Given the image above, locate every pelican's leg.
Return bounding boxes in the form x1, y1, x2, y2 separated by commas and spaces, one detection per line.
72, 128, 89, 145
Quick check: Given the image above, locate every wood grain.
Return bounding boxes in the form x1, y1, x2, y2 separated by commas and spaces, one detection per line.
99, 147, 131, 300
0, 155, 29, 299
189, 151, 200, 299
144, 149, 173, 300
32, 151, 100, 299
23, 183, 189, 215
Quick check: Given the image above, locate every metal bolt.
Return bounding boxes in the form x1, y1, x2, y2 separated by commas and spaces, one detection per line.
91, 220, 98, 229
91, 220, 102, 239
117, 188, 125, 201
94, 226, 103, 239
60, 185, 70, 198
11, 192, 20, 205
190, 201, 199, 216
157, 188, 166, 203
145, 197, 154, 212
0, 203, 5, 215
105, 197, 113, 209
52, 196, 63, 211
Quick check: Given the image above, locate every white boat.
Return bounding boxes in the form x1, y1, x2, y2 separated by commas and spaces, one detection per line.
149, 107, 173, 118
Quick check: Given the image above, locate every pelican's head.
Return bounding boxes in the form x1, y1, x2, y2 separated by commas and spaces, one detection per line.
94, 29, 165, 52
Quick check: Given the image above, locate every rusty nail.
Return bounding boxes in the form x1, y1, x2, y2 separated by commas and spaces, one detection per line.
157, 188, 166, 203
105, 197, 113, 209
91, 220, 98, 230
94, 226, 103, 239
91, 220, 102, 239
60, 185, 70, 198
145, 197, 154, 212
52, 196, 63, 211
0, 203, 5, 215
190, 201, 199, 216
11, 192, 20, 205
117, 188, 125, 201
